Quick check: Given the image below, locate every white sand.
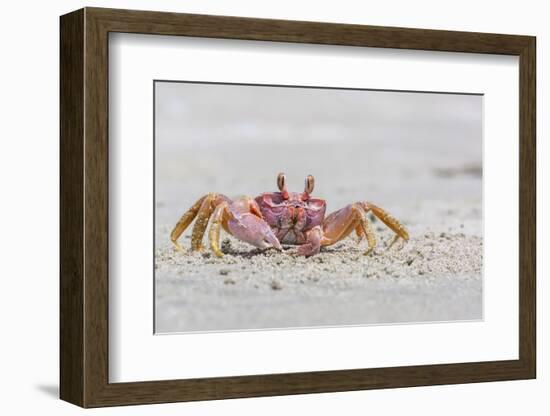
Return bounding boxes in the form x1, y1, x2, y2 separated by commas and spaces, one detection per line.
156, 210, 483, 332
155, 229, 482, 332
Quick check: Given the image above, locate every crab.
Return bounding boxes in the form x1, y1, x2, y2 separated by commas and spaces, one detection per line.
170, 173, 409, 257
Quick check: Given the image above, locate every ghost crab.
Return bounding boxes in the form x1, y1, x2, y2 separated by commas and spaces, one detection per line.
170, 173, 409, 257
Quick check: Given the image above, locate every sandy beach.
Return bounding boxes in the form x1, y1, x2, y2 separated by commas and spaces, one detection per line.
154, 82, 483, 333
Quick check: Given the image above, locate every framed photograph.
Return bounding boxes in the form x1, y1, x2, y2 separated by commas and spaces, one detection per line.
60, 7, 536, 408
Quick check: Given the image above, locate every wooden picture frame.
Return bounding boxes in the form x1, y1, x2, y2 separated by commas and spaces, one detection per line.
60, 7, 536, 408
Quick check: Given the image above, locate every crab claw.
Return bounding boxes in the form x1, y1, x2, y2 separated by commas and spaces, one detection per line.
227, 213, 282, 251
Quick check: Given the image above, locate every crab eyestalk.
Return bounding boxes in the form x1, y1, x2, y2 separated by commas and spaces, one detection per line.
303, 174, 314, 200
277, 172, 289, 199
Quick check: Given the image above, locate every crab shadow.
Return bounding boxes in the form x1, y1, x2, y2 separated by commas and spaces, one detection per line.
219, 244, 350, 259
219, 247, 291, 259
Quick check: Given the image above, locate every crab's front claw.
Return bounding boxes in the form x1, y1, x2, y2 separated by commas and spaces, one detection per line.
227, 213, 282, 251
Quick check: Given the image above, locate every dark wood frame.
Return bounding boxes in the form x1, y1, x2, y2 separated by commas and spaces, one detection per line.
60, 7, 536, 408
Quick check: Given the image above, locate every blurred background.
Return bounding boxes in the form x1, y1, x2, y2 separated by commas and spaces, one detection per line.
155, 81, 482, 239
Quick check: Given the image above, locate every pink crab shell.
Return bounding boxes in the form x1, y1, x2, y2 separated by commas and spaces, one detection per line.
255, 191, 326, 245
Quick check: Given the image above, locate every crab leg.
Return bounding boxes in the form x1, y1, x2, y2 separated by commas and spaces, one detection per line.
354, 225, 365, 242
321, 203, 377, 255
357, 206, 377, 255
297, 226, 323, 257
170, 195, 207, 251
189, 194, 219, 251
170, 193, 228, 252
208, 201, 230, 257
363, 202, 409, 241
355, 204, 409, 246
320, 202, 407, 255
